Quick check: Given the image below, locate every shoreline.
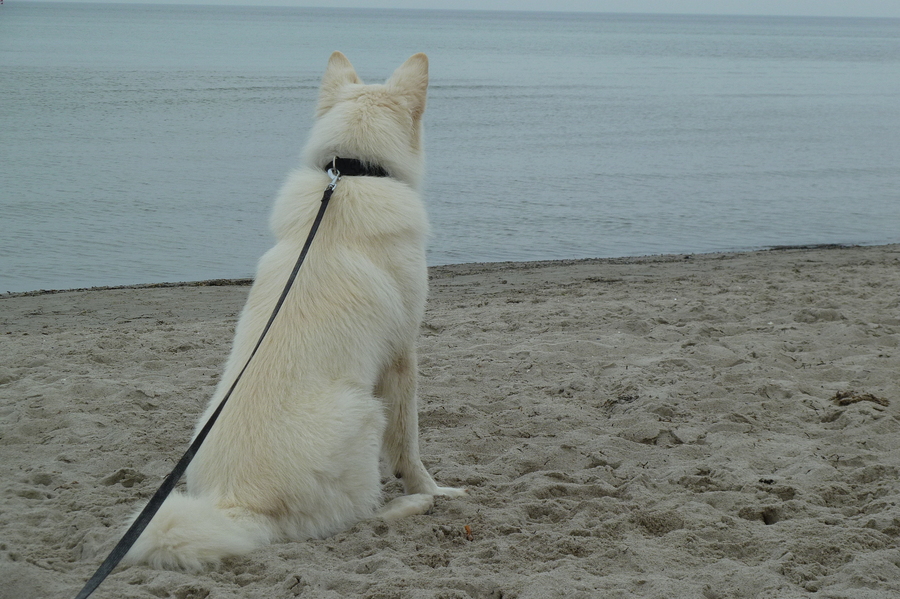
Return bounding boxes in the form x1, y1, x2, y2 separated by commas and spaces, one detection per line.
0, 242, 873, 299
3, 242, 899, 598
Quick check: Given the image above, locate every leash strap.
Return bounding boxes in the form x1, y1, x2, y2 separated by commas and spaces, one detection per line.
73, 168, 341, 599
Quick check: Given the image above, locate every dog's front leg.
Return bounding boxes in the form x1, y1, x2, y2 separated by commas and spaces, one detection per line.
377, 350, 466, 499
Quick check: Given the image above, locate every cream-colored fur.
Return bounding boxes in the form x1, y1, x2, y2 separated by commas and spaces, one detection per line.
123, 52, 464, 571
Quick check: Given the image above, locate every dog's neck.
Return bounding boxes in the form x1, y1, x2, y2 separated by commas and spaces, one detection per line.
324, 157, 390, 179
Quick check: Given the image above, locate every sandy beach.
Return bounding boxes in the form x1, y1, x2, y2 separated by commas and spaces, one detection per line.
2, 244, 899, 599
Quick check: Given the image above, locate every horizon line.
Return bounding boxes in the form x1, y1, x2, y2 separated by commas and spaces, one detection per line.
11, 0, 900, 20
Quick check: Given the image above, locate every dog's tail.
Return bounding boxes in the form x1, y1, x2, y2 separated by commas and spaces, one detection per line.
122, 492, 274, 571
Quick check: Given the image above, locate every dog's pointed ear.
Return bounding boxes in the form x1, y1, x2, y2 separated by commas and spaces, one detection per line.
317, 51, 361, 115
387, 53, 429, 123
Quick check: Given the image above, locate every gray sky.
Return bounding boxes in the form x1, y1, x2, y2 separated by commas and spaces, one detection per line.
20, 0, 900, 18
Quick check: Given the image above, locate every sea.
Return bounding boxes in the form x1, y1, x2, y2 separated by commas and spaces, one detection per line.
2, 2, 899, 293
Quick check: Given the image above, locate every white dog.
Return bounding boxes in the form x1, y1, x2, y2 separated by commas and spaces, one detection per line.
123, 52, 465, 571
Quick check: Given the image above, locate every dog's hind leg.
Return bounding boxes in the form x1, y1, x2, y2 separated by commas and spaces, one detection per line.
377, 350, 466, 498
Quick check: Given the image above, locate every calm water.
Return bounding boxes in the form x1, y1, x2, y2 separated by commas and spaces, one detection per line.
2, 3, 899, 293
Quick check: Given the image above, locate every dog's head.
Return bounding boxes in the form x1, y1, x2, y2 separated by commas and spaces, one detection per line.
303, 52, 429, 189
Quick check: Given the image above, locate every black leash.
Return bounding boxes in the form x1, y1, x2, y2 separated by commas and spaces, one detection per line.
73, 163, 353, 599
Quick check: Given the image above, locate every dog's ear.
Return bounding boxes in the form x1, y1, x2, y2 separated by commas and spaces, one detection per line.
386, 53, 429, 123
317, 51, 362, 116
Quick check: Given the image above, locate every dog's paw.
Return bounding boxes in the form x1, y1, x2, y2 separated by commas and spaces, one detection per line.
434, 486, 468, 498
378, 493, 434, 520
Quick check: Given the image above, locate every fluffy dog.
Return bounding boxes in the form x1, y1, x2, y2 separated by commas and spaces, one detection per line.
123, 51, 464, 571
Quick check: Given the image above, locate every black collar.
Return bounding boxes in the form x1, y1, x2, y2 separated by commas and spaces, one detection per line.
324, 157, 390, 178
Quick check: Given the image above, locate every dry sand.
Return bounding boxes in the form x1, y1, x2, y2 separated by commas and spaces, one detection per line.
2, 244, 899, 599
